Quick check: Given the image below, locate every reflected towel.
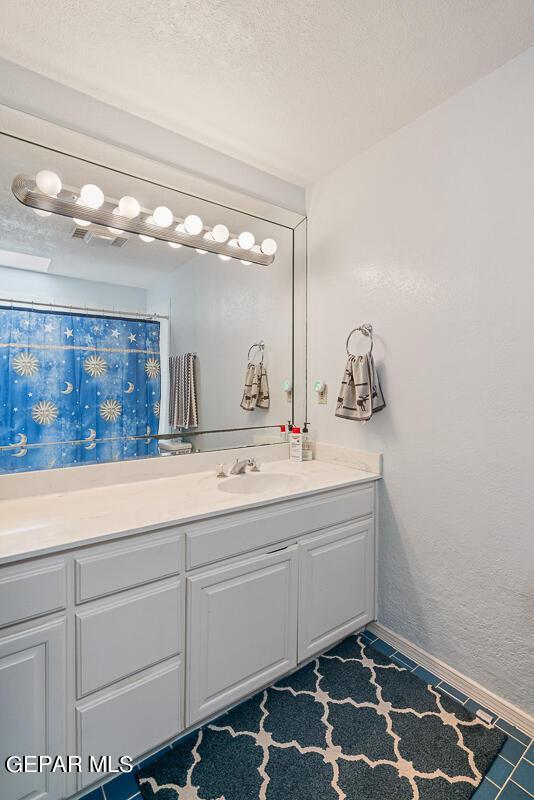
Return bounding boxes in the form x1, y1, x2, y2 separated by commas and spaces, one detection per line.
240, 362, 270, 411
336, 352, 385, 421
169, 353, 198, 429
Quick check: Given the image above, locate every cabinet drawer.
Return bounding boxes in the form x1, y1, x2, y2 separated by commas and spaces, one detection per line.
76, 658, 183, 789
75, 531, 183, 603
187, 485, 374, 569
76, 578, 183, 697
0, 558, 66, 629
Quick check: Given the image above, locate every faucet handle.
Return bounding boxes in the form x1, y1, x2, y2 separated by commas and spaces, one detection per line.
249, 458, 260, 472
216, 464, 227, 478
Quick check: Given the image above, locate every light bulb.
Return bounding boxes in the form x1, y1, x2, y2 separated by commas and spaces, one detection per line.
168, 242, 182, 249
212, 224, 229, 243
203, 231, 214, 241
238, 231, 255, 250
241, 260, 252, 266
184, 214, 203, 235
228, 238, 238, 248
153, 206, 173, 227
196, 249, 207, 254
118, 196, 140, 219
219, 254, 231, 261
34, 209, 51, 218
175, 222, 186, 234
79, 184, 104, 209
260, 238, 277, 256
35, 170, 62, 197
107, 208, 124, 234
73, 199, 91, 227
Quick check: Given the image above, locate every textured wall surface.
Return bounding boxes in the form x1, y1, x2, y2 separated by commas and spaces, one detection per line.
307, 49, 534, 713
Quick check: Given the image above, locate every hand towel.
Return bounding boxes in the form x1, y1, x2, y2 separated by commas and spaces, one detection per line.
169, 353, 198, 429
240, 362, 270, 411
336, 352, 385, 421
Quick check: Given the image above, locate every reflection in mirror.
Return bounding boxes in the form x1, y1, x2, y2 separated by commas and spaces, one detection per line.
0, 134, 298, 474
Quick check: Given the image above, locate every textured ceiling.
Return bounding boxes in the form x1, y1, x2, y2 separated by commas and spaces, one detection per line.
1, 1, 534, 185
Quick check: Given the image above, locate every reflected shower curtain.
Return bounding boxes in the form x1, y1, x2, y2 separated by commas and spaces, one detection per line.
0, 306, 161, 473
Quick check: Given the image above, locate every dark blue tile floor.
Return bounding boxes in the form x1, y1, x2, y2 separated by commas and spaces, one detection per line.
81, 628, 533, 800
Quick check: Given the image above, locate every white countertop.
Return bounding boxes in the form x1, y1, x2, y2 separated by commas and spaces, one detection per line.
0, 458, 380, 565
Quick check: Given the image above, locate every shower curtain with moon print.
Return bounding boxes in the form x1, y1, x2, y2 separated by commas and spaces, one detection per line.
0, 306, 161, 473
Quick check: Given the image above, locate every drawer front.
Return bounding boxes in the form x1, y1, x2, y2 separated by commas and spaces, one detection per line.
0, 559, 66, 629
76, 578, 183, 697
187, 485, 374, 569
76, 658, 183, 789
75, 531, 183, 603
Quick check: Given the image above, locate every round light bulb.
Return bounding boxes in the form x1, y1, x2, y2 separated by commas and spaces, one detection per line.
203, 231, 214, 241
238, 231, 255, 250
168, 242, 182, 249
219, 254, 231, 261
79, 184, 104, 209
260, 238, 277, 256
184, 214, 203, 235
175, 222, 186, 234
212, 224, 229, 243
34, 209, 51, 218
228, 238, 238, 248
118, 196, 140, 219
196, 249, 207, 255
35, 170, 62, 197
153, 206, 174, 227
139, 234, 155, 243
107, 208, 124, 234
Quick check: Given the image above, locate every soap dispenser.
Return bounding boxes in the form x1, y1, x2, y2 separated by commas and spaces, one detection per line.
301, 423, 313, 461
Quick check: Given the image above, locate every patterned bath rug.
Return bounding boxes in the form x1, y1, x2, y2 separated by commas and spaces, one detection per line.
137, 633, 506, 800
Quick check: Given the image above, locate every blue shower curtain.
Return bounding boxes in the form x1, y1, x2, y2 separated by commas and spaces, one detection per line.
0, 306, 161, 473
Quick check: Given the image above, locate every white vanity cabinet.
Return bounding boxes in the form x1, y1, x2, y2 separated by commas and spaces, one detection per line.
0, 476, 378, 799
186, 545, 299, 725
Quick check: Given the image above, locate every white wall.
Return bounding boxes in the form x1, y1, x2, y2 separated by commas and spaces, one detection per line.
0, 265, 146, 312
307, 48, 534, 713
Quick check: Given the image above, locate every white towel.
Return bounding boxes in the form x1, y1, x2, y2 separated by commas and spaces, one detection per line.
240, 362, 270, 411
169, 354, 198, 429
336, 352, 385, 421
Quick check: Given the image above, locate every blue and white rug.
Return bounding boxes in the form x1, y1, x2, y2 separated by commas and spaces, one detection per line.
137, 633, 506, 800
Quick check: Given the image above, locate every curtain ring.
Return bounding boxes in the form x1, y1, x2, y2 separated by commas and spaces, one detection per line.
346, 324, 373, 357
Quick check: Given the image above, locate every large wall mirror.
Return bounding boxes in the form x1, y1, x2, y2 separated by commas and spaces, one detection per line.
0, 133, 305, 474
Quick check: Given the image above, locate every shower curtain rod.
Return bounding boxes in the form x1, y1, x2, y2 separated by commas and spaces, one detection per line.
0, 297, 169, 321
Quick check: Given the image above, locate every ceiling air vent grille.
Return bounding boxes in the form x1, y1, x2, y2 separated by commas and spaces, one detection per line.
71, 227, 88, 240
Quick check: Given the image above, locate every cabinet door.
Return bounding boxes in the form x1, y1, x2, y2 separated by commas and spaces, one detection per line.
0, 618, 66, 800
298, 519, 374, 661
187, 546, 298, 725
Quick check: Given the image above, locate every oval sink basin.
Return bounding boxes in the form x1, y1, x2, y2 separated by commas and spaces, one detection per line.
217, 472, 305, 495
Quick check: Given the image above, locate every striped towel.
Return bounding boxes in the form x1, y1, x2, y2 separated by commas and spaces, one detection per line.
169, 354, 198, 429
240, 362, 270, 411
336, 352, 385, 422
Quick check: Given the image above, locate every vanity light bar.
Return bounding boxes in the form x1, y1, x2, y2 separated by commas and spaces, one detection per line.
11, 175, 276, 267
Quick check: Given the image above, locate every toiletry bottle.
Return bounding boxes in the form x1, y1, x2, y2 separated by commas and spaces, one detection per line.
302, 423, 313, 461
289, 426, 303, 462
280, 424, 287, 443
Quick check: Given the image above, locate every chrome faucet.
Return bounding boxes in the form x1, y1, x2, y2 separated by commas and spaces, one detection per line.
229, 457, 260, 475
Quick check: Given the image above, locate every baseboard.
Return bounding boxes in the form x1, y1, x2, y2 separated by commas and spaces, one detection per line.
367, 621, 534, 738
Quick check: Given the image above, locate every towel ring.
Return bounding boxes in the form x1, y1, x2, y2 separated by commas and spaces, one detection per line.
248, 341, 265, 364
346, 324, 373, 357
